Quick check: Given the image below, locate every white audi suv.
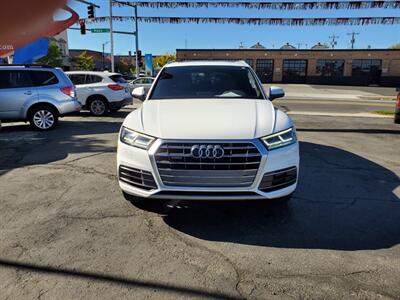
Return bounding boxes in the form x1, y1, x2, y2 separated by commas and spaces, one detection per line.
117, 61, 299, 202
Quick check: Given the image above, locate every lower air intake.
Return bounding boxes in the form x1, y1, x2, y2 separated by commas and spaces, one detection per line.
119, 165, 157, 191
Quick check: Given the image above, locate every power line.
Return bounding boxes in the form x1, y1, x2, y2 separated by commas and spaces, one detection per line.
74, 0, 100, 8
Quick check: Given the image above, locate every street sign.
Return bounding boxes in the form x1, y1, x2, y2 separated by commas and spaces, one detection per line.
90, 28, 110, 33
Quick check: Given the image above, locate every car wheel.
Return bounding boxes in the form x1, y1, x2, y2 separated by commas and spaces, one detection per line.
89, 98, 108, 116
29, 106, 58, 130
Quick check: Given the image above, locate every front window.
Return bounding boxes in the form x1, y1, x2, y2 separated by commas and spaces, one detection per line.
149, 66, 264, 100
352, 59, 382, 76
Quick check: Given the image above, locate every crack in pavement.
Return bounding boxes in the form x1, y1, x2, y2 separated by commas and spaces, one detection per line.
164, 226, 246, 299
24, 163, 116, 181
59, 214, 138, 221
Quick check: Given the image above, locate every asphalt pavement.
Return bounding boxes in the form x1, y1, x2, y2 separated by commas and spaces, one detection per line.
0, 104, 399, 299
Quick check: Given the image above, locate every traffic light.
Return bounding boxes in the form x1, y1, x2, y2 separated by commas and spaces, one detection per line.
135, 50, 143, 67
87, 5, 95, 19
79, 20, 86, 35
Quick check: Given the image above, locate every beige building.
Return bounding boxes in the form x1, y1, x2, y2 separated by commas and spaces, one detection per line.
176, 48, 400, 86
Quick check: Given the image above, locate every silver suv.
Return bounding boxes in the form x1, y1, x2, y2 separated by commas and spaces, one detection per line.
0, 65, 81, 130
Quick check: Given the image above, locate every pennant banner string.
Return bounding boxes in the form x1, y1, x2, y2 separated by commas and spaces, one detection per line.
112, 1, 400, 10
82, 16, 400, 26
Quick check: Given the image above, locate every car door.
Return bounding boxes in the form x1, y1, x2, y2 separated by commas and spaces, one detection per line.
132, 78, 145, 89
0, 70, 38, 119
85, 74, 105, 95
68, 74, 89, 105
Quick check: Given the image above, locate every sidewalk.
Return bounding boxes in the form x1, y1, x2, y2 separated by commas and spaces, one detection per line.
263, 84, 397, 101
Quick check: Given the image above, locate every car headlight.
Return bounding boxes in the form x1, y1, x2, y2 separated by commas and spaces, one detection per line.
120, 127, 155, 150
261, 127, 296, 150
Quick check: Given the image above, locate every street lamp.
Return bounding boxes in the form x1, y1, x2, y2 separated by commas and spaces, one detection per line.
102, 41, 110, 70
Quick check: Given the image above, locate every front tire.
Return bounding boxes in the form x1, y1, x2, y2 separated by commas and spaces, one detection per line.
29, 106, 58, 130
89, 98, 108, 116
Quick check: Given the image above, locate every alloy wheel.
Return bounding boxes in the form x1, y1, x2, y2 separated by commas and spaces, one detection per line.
90, 99, 106, 116
33, 110, 55, 130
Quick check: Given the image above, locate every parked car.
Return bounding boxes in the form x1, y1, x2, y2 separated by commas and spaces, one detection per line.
122, 73, 135, 81
128, 77, 154, 93
117, 61, 299, 203
66, 71, 132, 116
0, 65, 81, 130
395, 88, 400, 124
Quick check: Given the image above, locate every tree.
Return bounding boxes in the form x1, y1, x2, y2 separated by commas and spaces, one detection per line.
389, 43, 400, 49
116, 57, 133, 73
36, 42, 63, 67
75, 51, 95, 71
129, 65, 136, 75
154, 53, 176, 68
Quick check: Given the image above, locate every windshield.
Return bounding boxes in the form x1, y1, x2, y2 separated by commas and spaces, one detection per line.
149, 65, 264, 100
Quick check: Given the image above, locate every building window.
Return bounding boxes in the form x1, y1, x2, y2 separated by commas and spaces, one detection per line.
316, 60, 344, 76
283, 60, 307, 77
245, 59, 254, 68
352, 59, 382, 76
255, 59, 274, 83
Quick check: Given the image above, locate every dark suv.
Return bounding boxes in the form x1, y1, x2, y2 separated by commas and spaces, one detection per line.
0, 65, 81, 130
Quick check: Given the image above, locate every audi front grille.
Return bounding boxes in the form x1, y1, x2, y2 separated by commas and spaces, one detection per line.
154, 143, 262, 187
119, 165, 158, 190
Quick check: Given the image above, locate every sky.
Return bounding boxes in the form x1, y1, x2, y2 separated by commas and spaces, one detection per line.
66, 0, 400, 55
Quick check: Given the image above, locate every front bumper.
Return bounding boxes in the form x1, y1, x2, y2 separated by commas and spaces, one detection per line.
117, 138, 299, 200
109, 97, 133, 110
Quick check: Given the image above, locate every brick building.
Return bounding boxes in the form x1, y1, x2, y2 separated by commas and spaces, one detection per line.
176, 48, 400, 86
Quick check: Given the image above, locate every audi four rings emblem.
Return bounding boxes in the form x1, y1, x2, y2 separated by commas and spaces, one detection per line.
190, 144, 225, 159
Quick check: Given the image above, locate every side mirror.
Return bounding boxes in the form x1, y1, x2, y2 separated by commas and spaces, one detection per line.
269, 86, 285, 101
132, 87, 147, 101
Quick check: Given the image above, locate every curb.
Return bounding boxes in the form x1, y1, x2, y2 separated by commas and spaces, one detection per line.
287, 111, 393, 118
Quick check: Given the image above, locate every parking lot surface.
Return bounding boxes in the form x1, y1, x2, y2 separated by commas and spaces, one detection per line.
0, 107, 399, 299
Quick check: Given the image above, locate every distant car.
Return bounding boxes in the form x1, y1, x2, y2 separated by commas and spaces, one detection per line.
66, 71, 132, 115
129, 77, 154, 93
395, 88, 400, 124
122, 74, 135, 81
0, 65, 81, 130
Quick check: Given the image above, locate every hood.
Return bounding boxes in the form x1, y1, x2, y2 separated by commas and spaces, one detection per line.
123, 99, 276, 140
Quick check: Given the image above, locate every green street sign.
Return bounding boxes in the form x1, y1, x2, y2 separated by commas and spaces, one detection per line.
90, 28, 110, 33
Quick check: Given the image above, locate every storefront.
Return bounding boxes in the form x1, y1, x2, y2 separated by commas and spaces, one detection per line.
176, 48, 400, 86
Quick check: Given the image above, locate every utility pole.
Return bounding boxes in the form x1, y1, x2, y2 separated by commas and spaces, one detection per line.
329, 35, 339, 49
109, 0, 115, 72
102, 41, 110, 70
111, 0, 139, 77
296, 43, 302, 49
347, 32, 359, 49
134, 4, 139, 78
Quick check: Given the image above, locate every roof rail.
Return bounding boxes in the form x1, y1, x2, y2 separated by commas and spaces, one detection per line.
0, 64, 54, 68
